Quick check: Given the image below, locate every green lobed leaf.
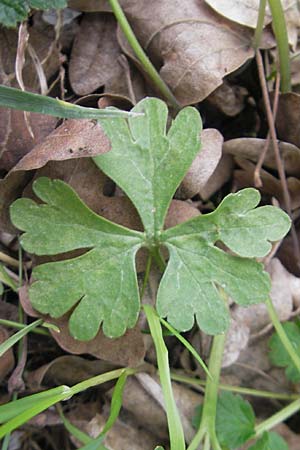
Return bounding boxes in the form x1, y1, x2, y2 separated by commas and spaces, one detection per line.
93, 97, 202, 237
269, 321, 300, 382
10, 178, 143, 340
157, 189, 291, 334
0, 0, 66, 27
248, 431, 289, 450
193, 392, 256, 450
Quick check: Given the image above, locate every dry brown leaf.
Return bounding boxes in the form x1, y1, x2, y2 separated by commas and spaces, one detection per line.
234, 157, 300, 210
205, 0, 299, 48
275, 92, 300, 148
177, 128, 223, 199
224, 137, 300, 176
68, 0, 111, 12
273, 424, 300, 449
206, 81, 248, 117
0, 171, 33, 233
26, 355, 116, 390
0, 327, 14, 382
115, 0, 258, 105
12, 119, 111, 172
199, 154, 234, 200
19, 286, 145, 367
69, 14, 121, 95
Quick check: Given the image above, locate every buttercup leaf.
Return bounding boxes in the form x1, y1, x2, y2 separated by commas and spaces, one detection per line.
158, 189, 291, 334
10, 178, 143, 340
93, 97, 202, 236
10, 98, 291, 340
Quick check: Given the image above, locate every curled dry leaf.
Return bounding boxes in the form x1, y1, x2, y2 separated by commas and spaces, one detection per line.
12, 119, 111, 172
205, 0, 300, 48
224, 137, 300, 176
177, 128, 223, 199
117, 0, 256, 105
19, 286, 145, 367
232, 258, 294, 334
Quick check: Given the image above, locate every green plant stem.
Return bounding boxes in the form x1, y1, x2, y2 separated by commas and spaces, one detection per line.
0, 319, 49, 336
253, 0, 267, 49
151, 247, 166, 272
140, 254, 152, 299
171, 372, 299, 401
255, 398, 300, 436
160, 318, 212, 379
108, 0, 180, 111
268, 0, 291, 92
144, 304, 185, 450
187, 333, 226, 450
266, 296, 300, 375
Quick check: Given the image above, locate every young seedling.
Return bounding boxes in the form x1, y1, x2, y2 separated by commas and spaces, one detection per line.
9, 97, 292, 449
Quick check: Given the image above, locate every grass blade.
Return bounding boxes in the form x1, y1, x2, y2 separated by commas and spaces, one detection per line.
0, 86, 140, 119
0, 319, 43, 358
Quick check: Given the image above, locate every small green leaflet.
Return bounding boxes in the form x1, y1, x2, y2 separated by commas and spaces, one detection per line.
94, 98, 202, 236
193, 392, 255, 449
11, 178, 143, 340
269, 321, 300, 382
157, 189, 290, 334
10, 98, 291, 340
0, 0, 67, 27
248, 431, 289, 450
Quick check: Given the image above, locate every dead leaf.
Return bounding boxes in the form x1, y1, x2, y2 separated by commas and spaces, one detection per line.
205, 0, 299, 48
26, 355, 116, 390
68, 0, 111, 12
273, 424, 300, 449
0, 171, 33, 233
0, 327, 14, 382
198, 154, 234, 200
69, 13, 121, 95
12, 119, 111, 172
224, 137, 300, 176
19, 286, 145, 367
116, 0, 257, 105
177, 129, 223, 199
275, 92, 300, 148
206, 81, 248, 117
0, 111, 57, 171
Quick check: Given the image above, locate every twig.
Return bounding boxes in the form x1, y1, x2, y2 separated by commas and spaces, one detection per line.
256, 49, 300, 269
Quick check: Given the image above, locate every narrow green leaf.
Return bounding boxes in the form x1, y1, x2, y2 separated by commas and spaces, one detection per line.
30, 0, 67, 8
157, 189, 291, 335
0, 319, 43, 358
269, 321, 300, 382
99, 371, 128, 436
0, 86, 139, 119
94, 97, 202, 236
0, 264, 18, 292
248, 431, 289, 450
58, 405, 92, 445
159, 317, 212, 379
10, 178, 143, 340
0, 386, 70, 423
78, 435, 108, 450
